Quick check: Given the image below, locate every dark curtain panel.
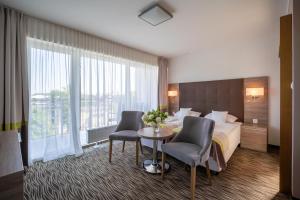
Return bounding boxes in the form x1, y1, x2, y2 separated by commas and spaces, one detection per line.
0, 6, 29, 166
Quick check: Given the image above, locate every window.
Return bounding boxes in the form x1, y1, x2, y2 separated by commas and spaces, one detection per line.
80, 52, 158, 132
28, 38, 158, 162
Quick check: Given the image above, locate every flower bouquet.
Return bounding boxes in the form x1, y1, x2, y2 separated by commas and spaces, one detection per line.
142, 109, 168, 132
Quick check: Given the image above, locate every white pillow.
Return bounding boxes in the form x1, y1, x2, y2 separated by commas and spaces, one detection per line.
211, 111, 228, 124
174, 110, 182, 119
188, 111, 201, 117
227, 114, 238, 123
179, 108, 192, 119
174, 108, 192, 120
205, 112, 238, 123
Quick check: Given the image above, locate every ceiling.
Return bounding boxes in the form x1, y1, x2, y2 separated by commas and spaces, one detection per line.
0, 0, 288, 58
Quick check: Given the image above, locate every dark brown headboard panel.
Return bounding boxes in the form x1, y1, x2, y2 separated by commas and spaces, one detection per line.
179, 79, 244, 122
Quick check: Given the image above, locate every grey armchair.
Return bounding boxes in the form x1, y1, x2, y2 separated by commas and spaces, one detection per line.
161, 116, 215, 200
109, 111, 144, 165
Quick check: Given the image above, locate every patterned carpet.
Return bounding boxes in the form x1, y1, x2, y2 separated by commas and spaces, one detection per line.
25, 142, 290, 200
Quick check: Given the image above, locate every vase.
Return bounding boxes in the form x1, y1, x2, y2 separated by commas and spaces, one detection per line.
153, 124, 160, 133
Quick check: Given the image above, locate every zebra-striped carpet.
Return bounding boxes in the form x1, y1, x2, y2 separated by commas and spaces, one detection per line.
25, 143, 289, 200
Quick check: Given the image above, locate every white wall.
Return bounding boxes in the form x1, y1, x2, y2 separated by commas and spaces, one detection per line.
168, 0, 289, 146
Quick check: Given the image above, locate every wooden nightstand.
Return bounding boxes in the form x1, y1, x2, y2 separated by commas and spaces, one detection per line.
241, 123, 268, 152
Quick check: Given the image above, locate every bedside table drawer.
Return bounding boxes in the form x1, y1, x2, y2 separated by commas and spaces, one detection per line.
241, 126, 267, 152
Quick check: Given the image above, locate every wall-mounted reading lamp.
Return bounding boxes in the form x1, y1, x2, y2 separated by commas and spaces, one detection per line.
168, 90, 178, 97
168, 90, 178, 104
246, 88, 264, 100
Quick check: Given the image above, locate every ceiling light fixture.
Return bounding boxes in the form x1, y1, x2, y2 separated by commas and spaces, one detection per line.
138, 4, 173, 26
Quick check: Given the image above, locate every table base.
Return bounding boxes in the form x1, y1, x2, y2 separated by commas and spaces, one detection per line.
143, 159, 170, 174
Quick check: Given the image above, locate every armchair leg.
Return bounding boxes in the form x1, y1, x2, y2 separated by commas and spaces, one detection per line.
161, 152, 165, 179
205, 161, 212, 186
139, 140, 144, 155
122, 141, 125, 152
191, 166, 196, 200
109, 139, 113, 163
136, 140, 139, 166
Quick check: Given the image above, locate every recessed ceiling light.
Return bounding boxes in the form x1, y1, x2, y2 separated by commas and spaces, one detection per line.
138, 4, 173, 26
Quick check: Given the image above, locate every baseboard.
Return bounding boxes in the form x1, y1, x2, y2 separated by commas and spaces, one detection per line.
268, 144, 280, 148
267, 144, 280, 154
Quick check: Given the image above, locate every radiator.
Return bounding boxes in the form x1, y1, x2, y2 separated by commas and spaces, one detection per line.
87, 125, 117, 144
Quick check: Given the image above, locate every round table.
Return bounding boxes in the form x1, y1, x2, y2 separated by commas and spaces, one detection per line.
137, 127, 175, 174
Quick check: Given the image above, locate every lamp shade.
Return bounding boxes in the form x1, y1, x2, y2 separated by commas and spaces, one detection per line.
246, 88, 264, 97
168, 90, 178, 97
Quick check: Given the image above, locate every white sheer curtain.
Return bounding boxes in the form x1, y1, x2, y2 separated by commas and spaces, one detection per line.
80, 50, 158, 131
28, 37, 158, 163
28, 38, 83, 164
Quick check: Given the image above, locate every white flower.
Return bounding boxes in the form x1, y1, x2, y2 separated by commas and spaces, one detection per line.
156, 117, 161, 123
142, 114, 146, 120
149, 114, 154, 119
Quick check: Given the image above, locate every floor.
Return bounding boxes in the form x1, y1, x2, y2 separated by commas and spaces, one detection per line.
25, 142, 290, 200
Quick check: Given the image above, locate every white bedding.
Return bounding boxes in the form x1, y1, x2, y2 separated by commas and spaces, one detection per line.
213, 122, 241, 162
214, 122, 242, 162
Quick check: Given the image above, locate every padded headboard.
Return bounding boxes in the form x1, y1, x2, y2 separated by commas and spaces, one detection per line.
179, 78, 244, 122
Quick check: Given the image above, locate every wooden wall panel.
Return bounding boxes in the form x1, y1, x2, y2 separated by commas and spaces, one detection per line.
244, 77, 269, 125
178, 79, 244, 121
279, 14, 292, 194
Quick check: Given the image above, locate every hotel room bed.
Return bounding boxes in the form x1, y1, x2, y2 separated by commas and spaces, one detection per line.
145, 78, 245, 172
141, 120, 241, 172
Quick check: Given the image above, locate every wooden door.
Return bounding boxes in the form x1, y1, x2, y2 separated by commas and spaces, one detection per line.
280, 14, 292, 194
